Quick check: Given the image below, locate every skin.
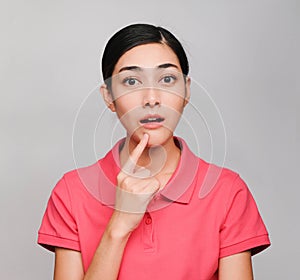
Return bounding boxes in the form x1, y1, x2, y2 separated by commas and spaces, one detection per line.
54, 43, 254, 279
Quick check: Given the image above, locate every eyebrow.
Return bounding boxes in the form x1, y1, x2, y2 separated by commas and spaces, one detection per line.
157, 63, 179, 69
118, 63, 179, 73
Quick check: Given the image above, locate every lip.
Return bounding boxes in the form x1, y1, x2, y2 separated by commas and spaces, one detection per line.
139, 114, 165, 129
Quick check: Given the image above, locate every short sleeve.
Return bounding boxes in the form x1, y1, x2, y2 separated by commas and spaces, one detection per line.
37, 176, 80, 252
219, 175, 270, 258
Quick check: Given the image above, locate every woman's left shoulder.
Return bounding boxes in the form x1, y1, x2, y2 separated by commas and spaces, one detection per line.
196, 158, 250, 199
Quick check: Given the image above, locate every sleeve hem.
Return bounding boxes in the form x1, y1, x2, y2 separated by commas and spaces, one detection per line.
37, 232, 80, 252
219, 234, 271, 258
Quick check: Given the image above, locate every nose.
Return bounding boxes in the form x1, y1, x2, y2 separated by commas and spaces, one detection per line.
143, 88, 161, 108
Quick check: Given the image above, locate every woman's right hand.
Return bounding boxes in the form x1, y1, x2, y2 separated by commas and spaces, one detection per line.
109, 134, 160, 237
55, 136, 160, 280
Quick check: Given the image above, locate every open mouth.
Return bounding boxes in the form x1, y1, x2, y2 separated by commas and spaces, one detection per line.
140, 117, 165, 124
139, 114, 166, 130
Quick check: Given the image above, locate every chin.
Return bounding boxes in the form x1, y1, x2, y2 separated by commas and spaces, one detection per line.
127, 126, 174, 147
145, 130, 174, 147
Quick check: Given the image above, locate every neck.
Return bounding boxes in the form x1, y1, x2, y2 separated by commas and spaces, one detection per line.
119, 136, 181, 177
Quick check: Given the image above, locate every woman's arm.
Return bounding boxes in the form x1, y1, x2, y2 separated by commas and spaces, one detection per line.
54, 134, 159, 280
218, 251, 253, 280
82, 213, 132, 280
54, 216, 131, 280
54, 248, 84, 280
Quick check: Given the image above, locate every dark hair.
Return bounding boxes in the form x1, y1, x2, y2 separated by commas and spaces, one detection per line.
101, 23, 189, 84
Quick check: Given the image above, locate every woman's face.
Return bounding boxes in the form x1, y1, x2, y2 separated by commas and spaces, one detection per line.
102, 43, 190, 146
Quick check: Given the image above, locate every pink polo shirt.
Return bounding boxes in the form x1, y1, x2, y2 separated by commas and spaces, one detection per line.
38, 138, 270, 279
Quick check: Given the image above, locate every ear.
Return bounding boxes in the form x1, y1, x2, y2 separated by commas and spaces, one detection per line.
100, 84, 116, 112
183, 76, 191, 107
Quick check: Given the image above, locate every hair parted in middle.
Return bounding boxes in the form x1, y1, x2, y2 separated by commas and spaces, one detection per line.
101, 23, 189, 87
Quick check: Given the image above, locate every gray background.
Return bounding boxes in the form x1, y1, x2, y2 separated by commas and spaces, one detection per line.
1, 0, 299, 279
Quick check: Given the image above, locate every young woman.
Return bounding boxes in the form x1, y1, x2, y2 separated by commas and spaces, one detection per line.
38, 23, 270, 279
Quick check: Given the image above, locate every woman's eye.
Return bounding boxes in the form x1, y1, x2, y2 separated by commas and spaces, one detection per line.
161, 75, 176, 84
123, 78, 140, 86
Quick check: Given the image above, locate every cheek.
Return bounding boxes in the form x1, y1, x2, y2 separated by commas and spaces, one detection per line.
163, 95, 185, 112
114, 98, 141, 134
114, 96, 136, 116
165, 110, 182, 131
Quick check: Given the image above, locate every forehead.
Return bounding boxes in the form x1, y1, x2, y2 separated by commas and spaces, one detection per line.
113, 43, 182, 74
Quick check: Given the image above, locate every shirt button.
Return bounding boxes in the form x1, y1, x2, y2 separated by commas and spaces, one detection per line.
145, 217, 152, 225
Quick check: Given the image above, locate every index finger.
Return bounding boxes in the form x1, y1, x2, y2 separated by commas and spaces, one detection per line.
123, 133, 149, 174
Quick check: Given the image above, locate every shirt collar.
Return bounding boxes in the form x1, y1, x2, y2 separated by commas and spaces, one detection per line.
79, 137, 199, 209
159, 137, 199, 204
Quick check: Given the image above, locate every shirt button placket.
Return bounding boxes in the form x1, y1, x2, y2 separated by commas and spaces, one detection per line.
142, 212, 155, 252
145, 216, 152, 225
